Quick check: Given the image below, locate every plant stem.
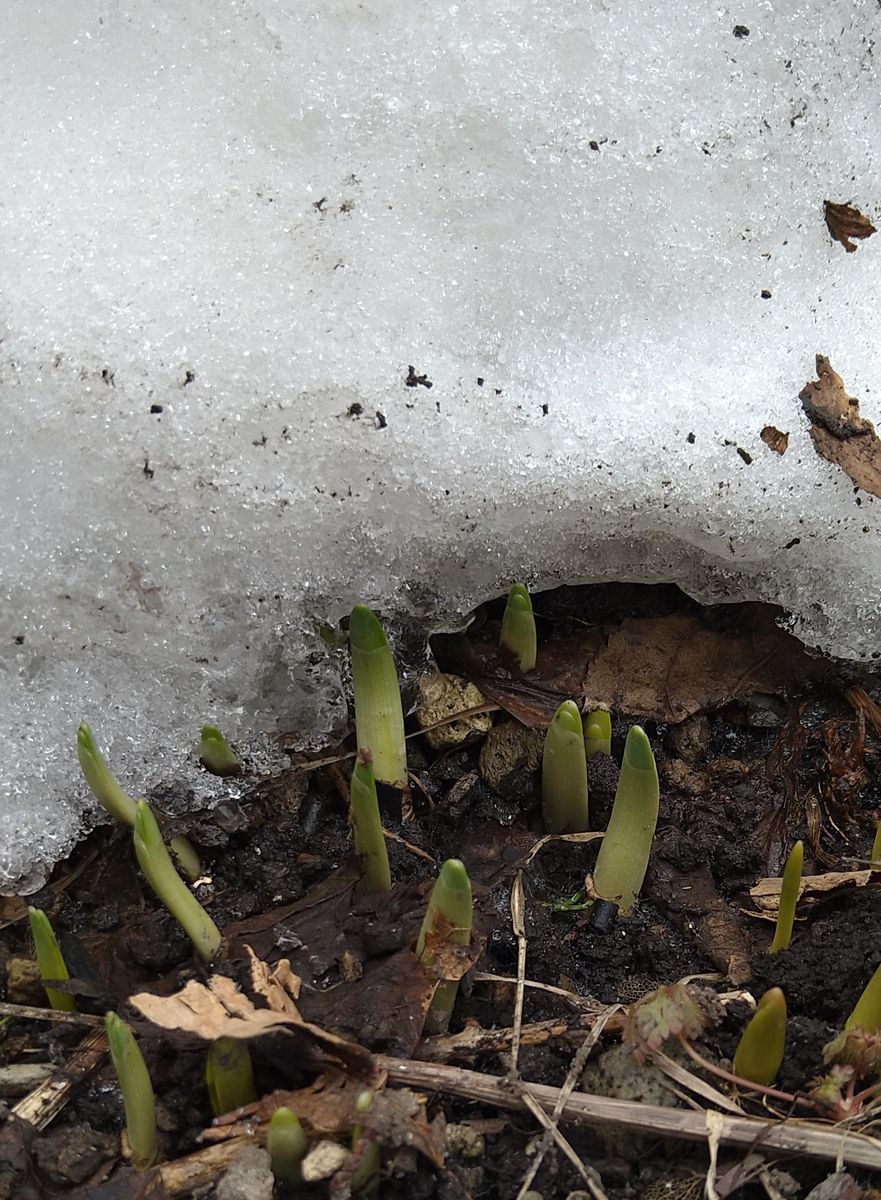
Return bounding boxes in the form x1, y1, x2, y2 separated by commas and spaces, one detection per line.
592, 725, 659, 914
416, 859, 473, 1035
350, 749, 392, 892
27, 908, 75, 1013
584, 709, 612, 759
105, 1011, 158, 1170
349, 605, 407, 788
769, 840, 803, 954
499, 583, 537, 671
206, 1037, 257, 1115
267, 1106, 308, 1184
133, 801, 222, 961
541, 700, 589, 833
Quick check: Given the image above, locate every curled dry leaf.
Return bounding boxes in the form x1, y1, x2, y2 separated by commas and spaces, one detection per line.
824, 200, 877, 253
800, 356, 881, 497
129, 970, 374, 1079
245, 945, 301, 1016
749, 869, 872, 914
760, 426, 789, 455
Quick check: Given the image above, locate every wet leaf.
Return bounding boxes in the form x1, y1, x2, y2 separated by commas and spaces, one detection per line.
824, 201, 876, 253
624, 983, 708, 1058
800, 356, 881, 497
452, 608, 820, 727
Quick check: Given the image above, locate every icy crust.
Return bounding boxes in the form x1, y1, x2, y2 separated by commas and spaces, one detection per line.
2, 0, 881, 891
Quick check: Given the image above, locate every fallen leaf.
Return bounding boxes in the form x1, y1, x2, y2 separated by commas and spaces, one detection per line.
800, 356, 881, 497
824, 200, 877, 253
245, 947, 302, 1016
448, 607, 821, 727
130, 974, 375, 1079
749, 870, 872, 913
760, 426, 789, 455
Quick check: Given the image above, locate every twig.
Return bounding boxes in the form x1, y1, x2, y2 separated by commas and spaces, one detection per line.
509, 872, 527, 1074
516, 1006, 620, 1199
12, 1028, 108, 1130
375, 1055, 881, 1171
0, 1001, 104, 1027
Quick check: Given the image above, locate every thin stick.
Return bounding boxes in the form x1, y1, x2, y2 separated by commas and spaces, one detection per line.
375, 1056, 881, 1171
509, 872, 527, 1074
12, 1028, 108, 1130
0, 1001, 104, 1027
516, 1007, 620, 1198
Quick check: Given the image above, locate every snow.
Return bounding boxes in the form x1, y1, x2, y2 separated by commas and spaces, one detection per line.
2, 0, 880, 893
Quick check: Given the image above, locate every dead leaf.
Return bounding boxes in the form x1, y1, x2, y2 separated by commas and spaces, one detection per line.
800, 356, 881, 497
245, 947, 302, 1016
450, 607, 821, 727
586, 610, 820, 724
130, 974, 375, 1079
824, 200, 877, 253
760, 426, 789, 455
749, 869, 872, 913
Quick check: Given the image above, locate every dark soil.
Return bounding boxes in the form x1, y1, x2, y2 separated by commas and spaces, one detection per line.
3, 583, 881, 1200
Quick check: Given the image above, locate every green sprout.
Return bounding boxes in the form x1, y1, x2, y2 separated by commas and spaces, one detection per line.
77, 722, 138, 825
168, 835, 202, 883
267, 1105, 308, 1186
350, 1088, 381, 1194
350, 749, 392, 893
78, 724, 202, 880
845, 960, 881, 1034
27, 907, 75, 1012
768, 840, 803, 954
349, 605, 407, 789
871, 820, 881, 867
732, 987, 787, 1086
105, 1011, 158, 1171
499, 583, 537, 672
206, 1037, 256, 1115
541, 700, 589, 833
199, 724, 242, 777
592, 725, 659, 915
584, 709, 612, 759
416, 858, 473, 1035
133, 801, 222, 961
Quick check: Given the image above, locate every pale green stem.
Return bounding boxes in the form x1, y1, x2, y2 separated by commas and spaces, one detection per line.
732, 987, 787, 1085
267, 1106, 308, 1185
77, 722, 138, 825
28, 907, 75, 1012
592, 725, 659, 914
349, 605, 407, 788
769, 840, 803, 954
168, 835, 202, 882
846, 960, 881, 1033
105, 1011, 158, 1170
206, 1037, 257, 1115
351, 749, 392, 892
416, 859, 473, 1035
499, 583, 537, 672
133, 800, 222, 961
584, 709, 612, 759
199, 724, 241, 776
541, 700, 589, 833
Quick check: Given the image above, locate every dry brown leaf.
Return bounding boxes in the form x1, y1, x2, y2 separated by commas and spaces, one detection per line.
453, 607, 820, 727
824, 200, 877, 253
130, 974, 375, 1078
750, 869, 873, 913
760, 425, 789, 455
245, 946, 302, 1016
800, 356, 881, 497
